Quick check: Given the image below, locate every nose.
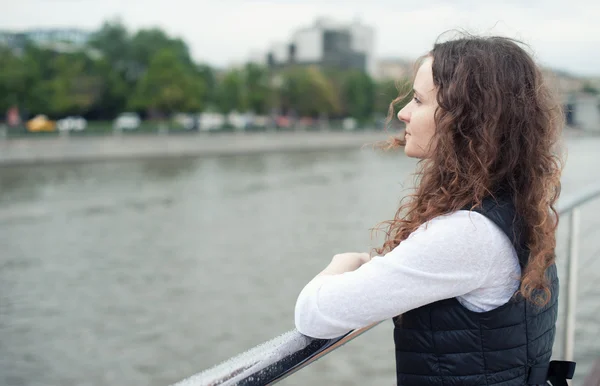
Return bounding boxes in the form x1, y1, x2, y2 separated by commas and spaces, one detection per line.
397, 106, 410, 123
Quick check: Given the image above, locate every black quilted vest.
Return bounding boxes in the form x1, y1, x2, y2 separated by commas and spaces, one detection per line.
393, 196, 574, 385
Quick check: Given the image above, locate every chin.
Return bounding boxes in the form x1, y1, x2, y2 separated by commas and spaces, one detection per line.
403, 147, 416, 158
404, 147, 425, 159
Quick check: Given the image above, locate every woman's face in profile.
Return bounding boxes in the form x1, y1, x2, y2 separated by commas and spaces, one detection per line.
397, 57, 438, 159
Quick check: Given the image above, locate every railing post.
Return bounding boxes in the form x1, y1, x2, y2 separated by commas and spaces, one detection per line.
563, 208, 580, 361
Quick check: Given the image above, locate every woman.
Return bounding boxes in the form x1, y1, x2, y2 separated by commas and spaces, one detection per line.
294, 35, 575, 385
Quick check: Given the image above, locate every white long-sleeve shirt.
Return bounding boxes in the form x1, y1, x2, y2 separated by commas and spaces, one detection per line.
294, 210, 521, 339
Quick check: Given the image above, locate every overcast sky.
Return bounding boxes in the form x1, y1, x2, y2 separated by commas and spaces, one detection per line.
2, 0, 599, 76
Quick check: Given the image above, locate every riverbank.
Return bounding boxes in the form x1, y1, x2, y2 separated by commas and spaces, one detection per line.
0, 127, 595, 167
0, 130, 392, 166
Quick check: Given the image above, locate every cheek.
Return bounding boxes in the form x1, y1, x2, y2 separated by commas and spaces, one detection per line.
412, 111, 434, 135
411, 109, 436, 148
422, 109, 437, 137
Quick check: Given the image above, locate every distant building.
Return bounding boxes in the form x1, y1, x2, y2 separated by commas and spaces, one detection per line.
568, 93, 600, 131
542, 69, 587, 104
0, 28, 91, 51
25, 28, 90, 46
262, 18, 375, 75
541, 69, 600, 131
374, 58, 414, 80
0, 31, 26, 50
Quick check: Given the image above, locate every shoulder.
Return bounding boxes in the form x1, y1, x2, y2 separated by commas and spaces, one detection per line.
411, 210, 498, 239
404, 210, 514, 256
382, 210, 516, 286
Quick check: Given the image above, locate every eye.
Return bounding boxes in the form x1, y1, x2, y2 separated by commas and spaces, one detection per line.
413, 96, 422, 105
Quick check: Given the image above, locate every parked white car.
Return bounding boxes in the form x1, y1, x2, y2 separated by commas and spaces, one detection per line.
57, 116, 87, 132
228, 111, 253, 130
173, 113, 197, 130
113, 113, 141, 131
343, 117, 357, 131
198, 112, 225, 131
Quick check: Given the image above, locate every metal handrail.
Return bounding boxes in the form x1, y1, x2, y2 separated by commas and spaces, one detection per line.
173, 183, 600, 386
558, 182, 600, 362
171, 327, 378, 386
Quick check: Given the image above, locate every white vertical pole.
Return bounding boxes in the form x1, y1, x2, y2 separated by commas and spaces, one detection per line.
563, 208, 580, 361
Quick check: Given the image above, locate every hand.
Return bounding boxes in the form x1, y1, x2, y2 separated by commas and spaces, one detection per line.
318, 252, 372, 276
333, 252, 371, 266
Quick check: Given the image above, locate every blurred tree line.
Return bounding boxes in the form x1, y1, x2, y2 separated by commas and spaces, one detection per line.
0, 20, 411, 121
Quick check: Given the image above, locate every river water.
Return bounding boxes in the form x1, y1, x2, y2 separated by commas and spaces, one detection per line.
1, 135, 599, 386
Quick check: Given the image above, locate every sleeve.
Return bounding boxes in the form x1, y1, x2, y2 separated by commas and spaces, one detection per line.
294, 211, 497, 339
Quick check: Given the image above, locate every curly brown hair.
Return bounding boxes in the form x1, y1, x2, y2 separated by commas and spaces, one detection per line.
375, 34, 565, 306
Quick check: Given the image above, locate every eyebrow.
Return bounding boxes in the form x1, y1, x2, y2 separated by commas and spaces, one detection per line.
413, 89, 425, 100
